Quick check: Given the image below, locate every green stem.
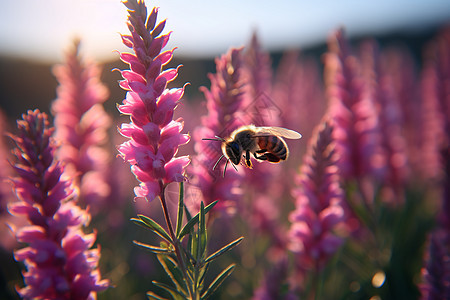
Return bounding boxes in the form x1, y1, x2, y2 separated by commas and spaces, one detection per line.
159, 180, 195, 299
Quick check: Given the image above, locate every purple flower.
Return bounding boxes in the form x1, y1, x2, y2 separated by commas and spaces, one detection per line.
191, 48, 248, 213
359, 41, 409, 204
0, 109, 17, 250
8, 110, 109, 300
420, 29, 450, 300
0, 109, 13, 215
273, 51, 325, 141
325, 29, 383, 181
419, 28, 450, 182
421, 230, 450, 300
252, 259, 296, 300
272, 51, 326, 176
117, 0, 190, 202
241, 33, 281, 191
243, 32, 276, 127
52, 40, 112, 212
288, 121, 348, 272
379, 47, 421, 176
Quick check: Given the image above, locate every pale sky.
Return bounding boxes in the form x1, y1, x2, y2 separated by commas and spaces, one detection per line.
0, 0, 449, 63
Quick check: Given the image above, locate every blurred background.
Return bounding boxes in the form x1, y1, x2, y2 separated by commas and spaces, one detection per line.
0, 1, 449, 299
1, 0, 450, 122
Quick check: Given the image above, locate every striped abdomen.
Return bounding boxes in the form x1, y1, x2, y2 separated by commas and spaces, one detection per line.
256, 135, 289, 163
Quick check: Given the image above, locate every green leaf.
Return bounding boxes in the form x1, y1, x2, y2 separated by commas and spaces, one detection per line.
182, 241, 196, 265
184, 202, 192, 221
133, 240, 173, 254
198, 202, 207, 261
152, 281, 185, 300
205, 237, 244, 263
191, 232, 198, 264
199, 262, 210, 287
175, 182, 184, 238
147, 290, 169, 300
178, 201, 218, 239
133, 215, 173, 243
201, 264, 235, 299
156, 254, 188, 295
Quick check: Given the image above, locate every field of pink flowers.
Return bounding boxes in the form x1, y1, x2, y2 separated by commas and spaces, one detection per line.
0, 0, 449, 299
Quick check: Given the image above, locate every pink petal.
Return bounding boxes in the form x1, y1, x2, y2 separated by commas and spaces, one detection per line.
121, 70, 146, 85
164, 156, 190, 182
134, 180, 160, 202
156, 48, 175, 66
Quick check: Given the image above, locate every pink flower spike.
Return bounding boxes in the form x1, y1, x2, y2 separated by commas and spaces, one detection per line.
8, 110, 109, 299
190, 47, 248, 214
289, 121, 348, 272
117, 0, 190, 202
52, 40, 112, 214
325, 29, 383, 181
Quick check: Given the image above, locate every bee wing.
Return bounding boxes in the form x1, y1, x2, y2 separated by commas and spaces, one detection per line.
255, 126, 302, 139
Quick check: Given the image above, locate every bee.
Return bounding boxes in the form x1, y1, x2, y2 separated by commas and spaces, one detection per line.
203, 125, 302, 176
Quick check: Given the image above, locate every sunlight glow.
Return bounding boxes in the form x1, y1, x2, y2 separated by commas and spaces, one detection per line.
0, 0, 449, 62
372, 270, 386, 288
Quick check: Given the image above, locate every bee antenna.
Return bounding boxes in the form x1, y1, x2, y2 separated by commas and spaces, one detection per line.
230, 161, 238, 172
223, 159, 229, 177
202, 136, 225, 142
213, 155, 224, 170
222, 158, 238, 177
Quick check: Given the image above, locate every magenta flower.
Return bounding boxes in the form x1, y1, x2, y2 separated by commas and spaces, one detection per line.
273, 51, 325, 141
420, 29, 450, 300
241, 33, 281, 191
359, 41, 409, 204
0, 109, 17, 250
117, 0, 190, 202
191, 48, 248, 213
419, 28, 450, 182
325, 29, 383, 181
8, 110, 109, 300
252, 259, 296, 300
52, 40, 112, 212
288, 121, 348, 272
0, 109, 13, 215
421, 230, 450, 300
243, 32, 275, 127
379, 48, 421, 175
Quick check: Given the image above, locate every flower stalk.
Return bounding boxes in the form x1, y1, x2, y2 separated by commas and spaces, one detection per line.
8, 109, 109, 300
117, 1, 242, 298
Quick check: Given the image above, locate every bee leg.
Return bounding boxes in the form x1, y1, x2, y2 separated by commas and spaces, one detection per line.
253, 152, 268, 161
245, 150, 253, 169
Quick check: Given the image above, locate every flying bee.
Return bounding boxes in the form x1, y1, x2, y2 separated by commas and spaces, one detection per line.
203, 125, 302, 176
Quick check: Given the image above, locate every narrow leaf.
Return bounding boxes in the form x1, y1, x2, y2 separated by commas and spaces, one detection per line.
191, 231, 198, 264
175, 182, 184, 238
131, 218, 153, 230
181, 242, 196, 264
179, 201, 218, 239
146, 291, 169, 300
133, 240, 173, 254
201, 264, 235, 299
205, 237, 244, 263
199, 262, 210, 287
196, 203, 203, 261
184, 203, 192, 221
137, 215, 173, 243
198, 202, 207, 260
156, 254, 188, 294
152, 281, 185, 300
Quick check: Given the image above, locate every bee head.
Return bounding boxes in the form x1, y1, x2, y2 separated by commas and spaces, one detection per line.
225, 141, 241, 165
